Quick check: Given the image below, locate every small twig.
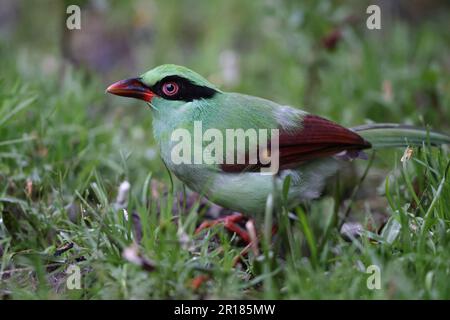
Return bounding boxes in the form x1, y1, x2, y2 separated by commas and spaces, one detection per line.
245, 219, 259, 257
54, 242, 74, 256
232, 243, 252, 267
0, 260, 79, 280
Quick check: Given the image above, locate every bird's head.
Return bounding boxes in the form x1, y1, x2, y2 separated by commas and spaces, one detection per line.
106, 64, 221, 109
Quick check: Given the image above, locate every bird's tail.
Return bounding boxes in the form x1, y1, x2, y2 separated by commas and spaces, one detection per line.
351, 123, 450, 149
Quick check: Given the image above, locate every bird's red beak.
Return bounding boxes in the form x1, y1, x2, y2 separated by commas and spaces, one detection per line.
106, 78, 155, 102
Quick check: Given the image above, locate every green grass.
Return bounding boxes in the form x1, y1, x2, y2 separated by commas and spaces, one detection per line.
1, 1, 450, 299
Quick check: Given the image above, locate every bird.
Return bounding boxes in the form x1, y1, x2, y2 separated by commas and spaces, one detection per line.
107, 64, 450, 238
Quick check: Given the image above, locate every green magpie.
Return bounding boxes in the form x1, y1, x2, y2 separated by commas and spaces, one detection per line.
107, 64, 450, 230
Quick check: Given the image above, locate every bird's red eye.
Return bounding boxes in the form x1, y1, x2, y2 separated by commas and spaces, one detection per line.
162, 82, 179, 96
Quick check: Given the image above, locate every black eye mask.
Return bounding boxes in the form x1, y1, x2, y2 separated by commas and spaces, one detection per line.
150, 75, 218, 102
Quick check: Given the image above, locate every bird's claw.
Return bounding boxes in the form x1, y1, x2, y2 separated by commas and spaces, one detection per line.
195, 213, 251, 244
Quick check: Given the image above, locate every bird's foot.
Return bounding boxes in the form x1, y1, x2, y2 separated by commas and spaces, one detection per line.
195, 213, 251, 244
195, 214, 280, 268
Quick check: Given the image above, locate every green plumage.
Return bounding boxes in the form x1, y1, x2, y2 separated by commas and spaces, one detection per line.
108, 64, 450, 215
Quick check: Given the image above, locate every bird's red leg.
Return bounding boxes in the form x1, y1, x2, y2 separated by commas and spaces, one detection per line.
195, 214, 279, 267
195, 213, 251, 244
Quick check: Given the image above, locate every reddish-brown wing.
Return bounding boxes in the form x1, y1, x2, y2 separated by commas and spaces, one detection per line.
221, 115, 371, 173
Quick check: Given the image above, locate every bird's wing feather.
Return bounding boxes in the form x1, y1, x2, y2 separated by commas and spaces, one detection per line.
220, 114, 371, 173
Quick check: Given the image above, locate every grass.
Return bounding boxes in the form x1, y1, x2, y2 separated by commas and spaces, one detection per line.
1, 1, 450, 299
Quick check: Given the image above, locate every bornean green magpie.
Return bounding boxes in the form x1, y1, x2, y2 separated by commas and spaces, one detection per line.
107, 64, 450, 239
